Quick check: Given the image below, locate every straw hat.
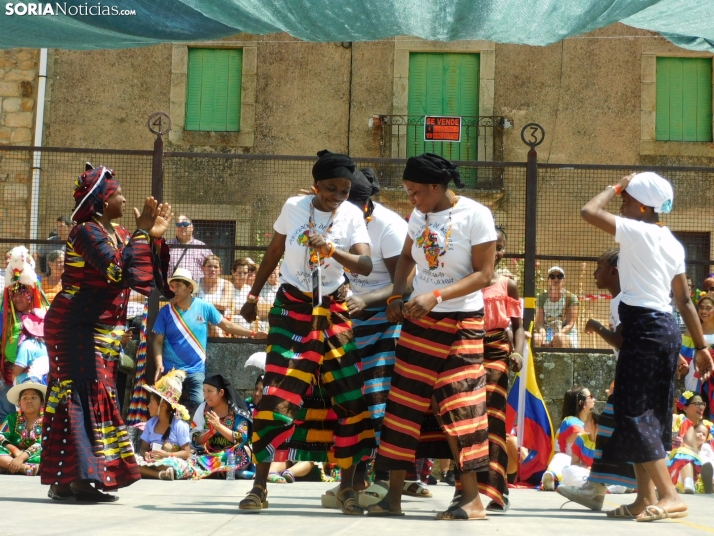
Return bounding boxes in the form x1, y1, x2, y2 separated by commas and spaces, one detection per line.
167, 268, 199, 295
7, 374, 47, 406
143, 369, 190, 421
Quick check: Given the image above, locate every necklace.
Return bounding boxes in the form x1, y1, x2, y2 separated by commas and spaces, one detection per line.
417, 194, 458, 270
17, 411, 43, 447
93, 218, 119, 248
304, 198, 336, 269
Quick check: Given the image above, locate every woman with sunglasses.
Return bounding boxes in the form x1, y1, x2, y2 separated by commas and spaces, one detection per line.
680, 295, 714, 393
668, 392, 713, 494
580, 171, 714, 522
534, 267, 579, 348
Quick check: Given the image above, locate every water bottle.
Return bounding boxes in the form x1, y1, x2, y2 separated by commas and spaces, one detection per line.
546, 326, 553, 344
226, 450, 236, 481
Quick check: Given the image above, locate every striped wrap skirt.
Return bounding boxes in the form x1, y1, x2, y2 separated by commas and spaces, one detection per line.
375, 310, 489, 474
351, 307, 400, 441
475, 328, 511, 506
251, 284, 376, 468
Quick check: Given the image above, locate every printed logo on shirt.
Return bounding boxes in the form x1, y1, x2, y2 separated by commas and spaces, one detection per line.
195, 315, 205, 323
415, 222, 453, 270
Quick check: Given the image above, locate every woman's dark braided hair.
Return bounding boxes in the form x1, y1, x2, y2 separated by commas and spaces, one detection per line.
151, 393, 176, 442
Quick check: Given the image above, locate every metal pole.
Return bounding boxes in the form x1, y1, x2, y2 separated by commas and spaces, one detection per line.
146, 112, 172, 383
520, 123, 545, 330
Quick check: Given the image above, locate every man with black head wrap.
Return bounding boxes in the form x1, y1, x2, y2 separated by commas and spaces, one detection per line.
367, 153, 498, 520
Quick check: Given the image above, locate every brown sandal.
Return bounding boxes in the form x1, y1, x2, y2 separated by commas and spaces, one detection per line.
238, 485, 269, 511
336, 487, 364, 516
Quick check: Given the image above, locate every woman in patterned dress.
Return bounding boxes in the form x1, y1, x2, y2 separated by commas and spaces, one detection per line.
40, 164, 173, 502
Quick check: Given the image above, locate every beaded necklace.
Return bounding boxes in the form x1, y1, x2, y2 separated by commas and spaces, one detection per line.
417, 193, 458, 270
16, 410, 43, 448
307, 198, 336, 268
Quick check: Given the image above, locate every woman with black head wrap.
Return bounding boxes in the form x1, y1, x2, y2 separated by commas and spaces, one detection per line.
41, 164, 173, 502
238, 150, 376, 515
367, 153, 497, 520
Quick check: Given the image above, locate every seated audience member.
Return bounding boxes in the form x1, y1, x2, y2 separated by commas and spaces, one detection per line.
0, 377, 46, 476
534, 267, 579, 348
561, 410, 600, 488
191, 375, 253, 477
245, 375, 263, 415
167, 215, 213, 280
137, 370, 202, 481
668, 414, 713, 494
231, 259, 260, 334
667, 391, 712, 493
541, 386, 593, 490
41, 250, 65, 303
268, 460, 317, 484
257, 265, 280, 319
12, 309, 49, 385
198, 255, 234, 337
680, 295, 714, 393
37, 215, 71, 274
245, 258, 257, 288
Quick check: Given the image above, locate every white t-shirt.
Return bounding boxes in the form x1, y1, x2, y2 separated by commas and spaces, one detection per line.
409, 196, 497, 313
274, 195, 371, 294
615, 217, 685, 313
346, 203, 408, 296
609, 292, 621, 358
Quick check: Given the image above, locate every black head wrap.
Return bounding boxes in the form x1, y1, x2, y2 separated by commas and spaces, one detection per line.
203, 374, 252, 422
312, 150, 355, 182
403, 153, 464, 188
348, 167, 381, 205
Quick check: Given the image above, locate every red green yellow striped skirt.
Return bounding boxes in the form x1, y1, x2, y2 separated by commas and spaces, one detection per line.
252, 284, 376, 469
375, 310, 489, 473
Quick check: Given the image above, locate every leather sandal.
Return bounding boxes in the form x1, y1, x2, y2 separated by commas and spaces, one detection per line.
48, 484, 75, 501
238, 485, 269, 511
336, 487, 364, 516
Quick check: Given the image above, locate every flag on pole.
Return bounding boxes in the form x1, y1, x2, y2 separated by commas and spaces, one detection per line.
505, 328, 554, 482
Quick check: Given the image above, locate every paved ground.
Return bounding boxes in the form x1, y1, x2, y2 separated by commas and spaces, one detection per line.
1, 476, 713, 535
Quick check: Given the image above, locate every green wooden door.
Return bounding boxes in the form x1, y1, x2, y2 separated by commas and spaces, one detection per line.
407, 53, 480, 170
185, 48, 243, 132
655, 57, 712, 142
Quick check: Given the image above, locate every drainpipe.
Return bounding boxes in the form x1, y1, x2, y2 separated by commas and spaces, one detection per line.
29, 48, 47, 253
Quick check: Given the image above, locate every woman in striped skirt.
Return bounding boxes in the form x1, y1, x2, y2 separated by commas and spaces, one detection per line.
367, 154, 497, 520
238, 150, 376, 515
475, 227, 524, 511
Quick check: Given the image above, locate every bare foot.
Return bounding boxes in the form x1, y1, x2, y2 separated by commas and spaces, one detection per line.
606, 496, 655, 517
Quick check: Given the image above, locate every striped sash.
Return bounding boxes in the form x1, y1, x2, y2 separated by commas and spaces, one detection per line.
168, 302, 206, 363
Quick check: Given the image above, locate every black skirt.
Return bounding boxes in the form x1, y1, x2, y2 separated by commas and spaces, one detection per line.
604, 302, 680, 463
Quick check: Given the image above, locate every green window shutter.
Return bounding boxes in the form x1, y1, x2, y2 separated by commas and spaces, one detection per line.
656, 57, 712, 142
185, 48, 242, 132
407, 52, 479, 164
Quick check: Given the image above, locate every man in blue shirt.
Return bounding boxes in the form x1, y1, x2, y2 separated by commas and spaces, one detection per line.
152, 268, 266, 415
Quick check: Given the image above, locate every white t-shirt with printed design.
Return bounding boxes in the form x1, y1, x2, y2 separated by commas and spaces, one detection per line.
274, 195, 371, 295
409, 196, 497, 313
346, 202, 408, 296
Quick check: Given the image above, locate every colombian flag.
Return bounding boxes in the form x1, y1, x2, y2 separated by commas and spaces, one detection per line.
505, 334, 554, 482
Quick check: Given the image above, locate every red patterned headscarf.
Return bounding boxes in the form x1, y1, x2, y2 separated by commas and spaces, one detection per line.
71, 165, 119, 224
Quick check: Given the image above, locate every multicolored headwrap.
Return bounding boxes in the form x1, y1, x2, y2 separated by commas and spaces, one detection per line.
677, 390, 695, 411
71, 164, 119, 224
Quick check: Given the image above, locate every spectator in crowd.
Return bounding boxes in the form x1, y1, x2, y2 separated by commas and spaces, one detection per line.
37, 215, 71, 274
191, 374, 253, 477
541, 386, 593, 491
41, 250, 65, 303
579, 171, 713, 522
583, 248, 622, 355
137, 370, 201, 481
534, 267, 579, 348
680, 295, 714, 393
244, 374, 263, 415
197, 255, 234, 337
41, 165, 173, 502
560, 410, 600, 488
0, 377, 46, 476
11, 309, 49, 385
231, 258, 257, 333
245, 258, 257, 288
668, 393, 713, 494
167, 215, 213, 281
703, 275, 714, 293
257, 265, 280, 320
152, 269, 265, 416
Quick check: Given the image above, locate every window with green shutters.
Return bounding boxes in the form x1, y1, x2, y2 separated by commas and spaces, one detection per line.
185, 48, 242, 132
408, 53, 480, 185
655, 57, 712, 142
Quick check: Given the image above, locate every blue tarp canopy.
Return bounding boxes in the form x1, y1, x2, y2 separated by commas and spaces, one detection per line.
0, 0, 713, 51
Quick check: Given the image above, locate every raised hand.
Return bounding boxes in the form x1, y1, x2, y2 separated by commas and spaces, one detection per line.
149, 203, 173, 239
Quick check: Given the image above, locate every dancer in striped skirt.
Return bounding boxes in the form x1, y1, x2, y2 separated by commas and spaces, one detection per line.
367, 154, 497, 520
239, 150, 376, 515
476, 227, 524, 511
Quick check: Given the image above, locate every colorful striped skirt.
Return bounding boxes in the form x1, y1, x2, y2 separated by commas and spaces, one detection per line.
476, 328, 511, 506
351, 307, 400, 441
587, 396, 637, 488
375, 310, 489, 473
252, 284, 376, 469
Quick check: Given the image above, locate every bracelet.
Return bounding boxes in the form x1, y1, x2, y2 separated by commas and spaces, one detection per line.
250, 330, 256, 338
247, 294, 259, 303
695, 345, 708, 351
325, 242, 335, 258
606, 184, 622, 195
509, 352, 523, 361
433, 290, 443, 304
386, 295, 403, 305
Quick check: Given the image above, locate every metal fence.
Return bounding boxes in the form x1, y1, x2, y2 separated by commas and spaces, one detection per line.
1, 139, 712, 351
